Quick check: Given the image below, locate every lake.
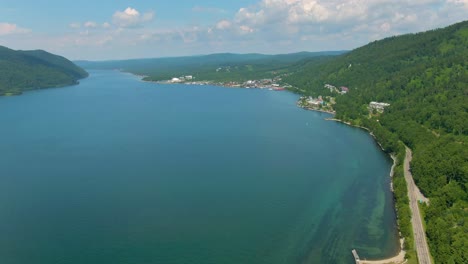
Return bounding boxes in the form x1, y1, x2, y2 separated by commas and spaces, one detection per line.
0, 70, 399, 263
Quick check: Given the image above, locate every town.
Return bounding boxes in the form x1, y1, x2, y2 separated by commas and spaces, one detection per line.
161, 75, 391, 115
162, 75, 288, 91
296, 83, 390, 115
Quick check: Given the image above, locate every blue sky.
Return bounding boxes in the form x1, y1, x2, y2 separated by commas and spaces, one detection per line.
1, 0, 467, 60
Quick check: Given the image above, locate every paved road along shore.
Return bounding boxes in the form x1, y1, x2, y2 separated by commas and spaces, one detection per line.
404, 147, 432, 264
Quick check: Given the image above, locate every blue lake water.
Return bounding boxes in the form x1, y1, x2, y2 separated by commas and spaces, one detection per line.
0, 70, 398, 263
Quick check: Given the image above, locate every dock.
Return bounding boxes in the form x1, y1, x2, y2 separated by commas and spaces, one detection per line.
352, 249, 360, 264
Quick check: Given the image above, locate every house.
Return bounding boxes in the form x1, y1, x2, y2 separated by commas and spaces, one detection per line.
340, 86, 349, 94
324, 84, 336, 92
369, 101, 390, 112
307, 97, 321, 106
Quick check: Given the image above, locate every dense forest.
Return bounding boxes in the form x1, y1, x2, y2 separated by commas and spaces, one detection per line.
0, 46, 88, 95
285, 21, 467, 263
76, 51, 345, 83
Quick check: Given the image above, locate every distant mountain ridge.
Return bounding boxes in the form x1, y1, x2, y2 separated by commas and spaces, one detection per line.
75, 51, 347, 82
0, 46, 88, 95
75, 51, 347, 69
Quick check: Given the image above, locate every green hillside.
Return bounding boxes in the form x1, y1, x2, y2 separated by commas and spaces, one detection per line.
285, 21, 468, 263
0, 46, 88, 95
76, 51, 346, 82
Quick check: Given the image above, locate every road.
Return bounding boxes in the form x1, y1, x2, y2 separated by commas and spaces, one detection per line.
404, 147, 432, 264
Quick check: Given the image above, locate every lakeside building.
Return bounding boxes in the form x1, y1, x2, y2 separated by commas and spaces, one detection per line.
307, 96, 323, 106
325, 84, 337, 92
170, 76, 193, 83
324, 84, 348, 94
369, 101, 391, 112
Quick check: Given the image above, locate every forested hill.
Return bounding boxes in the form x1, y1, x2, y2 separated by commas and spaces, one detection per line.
0, 46, 88, 95
286, 20, 467, 133
286, 21, 467, 263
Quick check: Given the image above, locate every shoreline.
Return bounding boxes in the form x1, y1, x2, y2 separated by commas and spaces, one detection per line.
325, 118, 390, 154
136, 74, 287, 91
354, 238, 406, 264
359, 239, 406, 264
125, 70, 289, 92
141, 78, 289, 91
325, 117, 406, 263
389, 154, 397, 192
297, 105, 336, 115
326, 117, 398, 184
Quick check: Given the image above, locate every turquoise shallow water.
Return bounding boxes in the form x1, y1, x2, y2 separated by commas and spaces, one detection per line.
0, 70, 398, 264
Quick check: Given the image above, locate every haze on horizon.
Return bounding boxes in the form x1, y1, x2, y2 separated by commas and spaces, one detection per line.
1, 0, 467, 60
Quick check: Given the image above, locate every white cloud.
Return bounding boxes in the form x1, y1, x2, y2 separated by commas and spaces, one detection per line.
0, 23, 30, 36
448, 0, 468, 8
216, 20, 232, 30
130, 0, 466, 58
179, 27, 202, 43
235, 7, 267, 26
380, 22, 391, 32
192, 6, 227, 14
3, 1, 467, 60
69, 22, 81, 29
221, 0, 468, 42
112, 7, 154, 28
239, 25, 254, 33
84, 21, 98, 28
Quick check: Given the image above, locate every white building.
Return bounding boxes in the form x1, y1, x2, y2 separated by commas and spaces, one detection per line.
324, 84, 337, 92
307, 97, 321, 106
369, 101, 390, 112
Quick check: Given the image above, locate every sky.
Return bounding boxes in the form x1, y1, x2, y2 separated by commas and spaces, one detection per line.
0, 0, 467, 60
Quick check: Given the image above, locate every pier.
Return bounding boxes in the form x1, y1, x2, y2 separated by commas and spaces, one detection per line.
352, 249, 360, 264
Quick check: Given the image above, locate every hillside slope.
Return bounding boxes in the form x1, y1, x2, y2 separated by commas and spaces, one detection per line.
286, 21, 467, 263
0, 46, 88, 95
